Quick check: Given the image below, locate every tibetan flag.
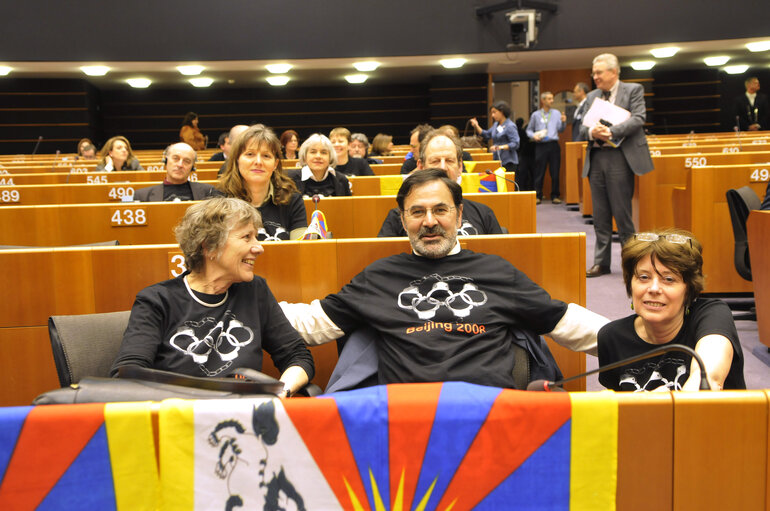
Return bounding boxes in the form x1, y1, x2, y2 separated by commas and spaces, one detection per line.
301, 210, 331, 240
156, 384, 618, 510
379, 175, 407, 196
478, 167, 509, 193
160, 397, 341, 511
0, 402, 157, 510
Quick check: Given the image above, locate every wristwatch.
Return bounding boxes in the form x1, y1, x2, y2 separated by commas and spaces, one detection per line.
280, 383, 292, 398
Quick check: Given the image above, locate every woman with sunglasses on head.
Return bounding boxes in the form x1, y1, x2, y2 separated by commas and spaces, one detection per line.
598, 228, 745, 392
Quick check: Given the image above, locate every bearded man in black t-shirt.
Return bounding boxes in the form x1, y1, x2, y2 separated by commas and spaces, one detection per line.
282, 169, 607, 389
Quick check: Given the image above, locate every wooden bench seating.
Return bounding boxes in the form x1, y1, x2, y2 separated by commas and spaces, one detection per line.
0, 192, 536, 245
671, 164, 768, 294
0, 172, 518, 204
0, 233, 587, 405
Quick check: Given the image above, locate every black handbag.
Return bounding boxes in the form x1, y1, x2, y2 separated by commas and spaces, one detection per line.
32, 366, 284, 405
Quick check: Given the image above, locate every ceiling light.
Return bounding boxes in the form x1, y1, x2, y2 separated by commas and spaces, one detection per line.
189, 77, 214, 87
439, 58, 467, 69
80, 66, 110, 76
0, 66, 11, 76
746, 41, 770, 52
649, 47, 679, 58
345, 74, 368, 84
266, 76, 290, 86
630, 61, 656, 71
176, 65, 204, 76
724, 65, 749, 75
703, 56, 730, 66
266, 64, 293, 74
353, 61, 380, 72
126, 78, 151, 88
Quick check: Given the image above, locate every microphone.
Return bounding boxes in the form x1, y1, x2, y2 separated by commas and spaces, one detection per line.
31, 135, 43, 158
485, 169, 520, 191
312, 194, 321, 211
526, 343, 711, 392
734, 116, 743, 150
51, 149, 60, 172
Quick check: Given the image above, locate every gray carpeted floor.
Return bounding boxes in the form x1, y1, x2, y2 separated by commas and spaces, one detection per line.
535, 200, 769, 391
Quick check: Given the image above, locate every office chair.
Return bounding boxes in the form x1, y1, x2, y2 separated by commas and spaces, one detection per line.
48, 310, 131, 387
725, 186, 760, 320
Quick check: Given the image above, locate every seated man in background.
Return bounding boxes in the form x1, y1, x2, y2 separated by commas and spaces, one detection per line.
378, 130, 503, 236
79, 143, 97, 160
401, 123, 434, 174
207, 132, 229, 161
134, 142, 219, 202
349, 132, 382, 165
217, 124, 249, 176
282, 169, 606, 389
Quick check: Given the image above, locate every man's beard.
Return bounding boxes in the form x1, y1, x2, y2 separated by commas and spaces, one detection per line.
409, 223, 456, 259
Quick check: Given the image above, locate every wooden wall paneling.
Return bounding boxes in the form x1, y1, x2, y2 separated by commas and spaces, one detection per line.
747, 211, 770, 348
0, 326, 59, 406
672, 391, 768, 510
615, 392, 674, 511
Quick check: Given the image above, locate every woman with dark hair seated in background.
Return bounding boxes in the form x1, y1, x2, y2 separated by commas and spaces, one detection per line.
329, 127, 374, 176
349, 132, 382, 165
218, 125, 307, 241
469, 100, 520, 174
95, 135, 143, 171
370, 133, 394, 157
111, 197, 313, 397
280, 129, 300, 160
179, 111, 207, 151
287, 133, 351, 197
598, 228, 745, 391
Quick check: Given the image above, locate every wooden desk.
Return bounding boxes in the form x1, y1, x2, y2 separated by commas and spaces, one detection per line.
0, 192, 535, 245
0, 388, 767, 510
671, 164, 767, 294
0, 233, 587, 405
574, 150, 770, 227
747, 210, 770, 348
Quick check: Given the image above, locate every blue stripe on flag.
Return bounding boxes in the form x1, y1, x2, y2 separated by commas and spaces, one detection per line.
0, 406, 31, 484
333, 385, 390, 507
414, 382, 501, 510
475, 420, 571, 510
37, 423, 116, 511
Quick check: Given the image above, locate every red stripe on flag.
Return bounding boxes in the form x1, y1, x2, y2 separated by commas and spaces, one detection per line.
284, 398, 370, 510
388, 383, 443, 511
437, 391, 571, 510
0, 403, 105, 510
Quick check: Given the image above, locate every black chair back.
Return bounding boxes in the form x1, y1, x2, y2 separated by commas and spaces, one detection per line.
48, 311, 131, 387
726, 186, 761, 281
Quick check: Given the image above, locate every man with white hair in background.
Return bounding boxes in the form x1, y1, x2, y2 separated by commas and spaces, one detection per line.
579, 53, 654, 278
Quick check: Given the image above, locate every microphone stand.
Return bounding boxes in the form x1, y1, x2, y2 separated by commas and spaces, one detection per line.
533, 343, 711, 391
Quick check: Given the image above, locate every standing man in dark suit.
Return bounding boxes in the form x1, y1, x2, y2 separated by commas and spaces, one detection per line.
571, 82, 590, 142
734, 77, 768, 131
133, 143, 219, 202
580, 53, 654, 277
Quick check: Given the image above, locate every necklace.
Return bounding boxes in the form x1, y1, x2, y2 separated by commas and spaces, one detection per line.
184, 275, 228, 307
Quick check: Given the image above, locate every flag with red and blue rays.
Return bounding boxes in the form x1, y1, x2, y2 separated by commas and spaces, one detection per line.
0, 402, 157, 510
161, 382, 617, 510
301, 210, 330, 239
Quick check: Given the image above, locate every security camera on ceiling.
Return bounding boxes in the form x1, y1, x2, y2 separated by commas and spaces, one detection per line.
506, 9, 540, 49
